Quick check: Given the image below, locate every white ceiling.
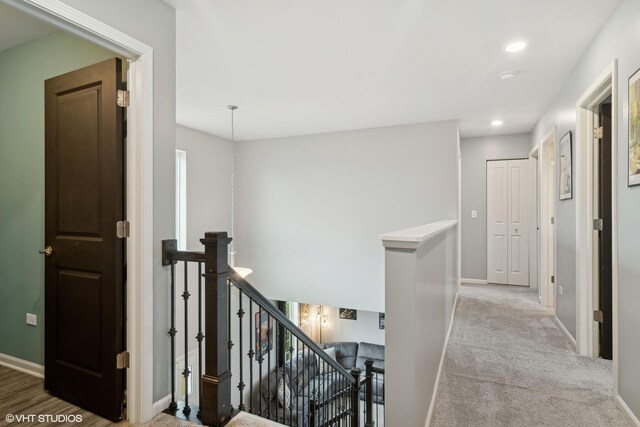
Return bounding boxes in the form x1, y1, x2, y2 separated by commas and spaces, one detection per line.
177, 0, 620, 141
0, 4, 58, 53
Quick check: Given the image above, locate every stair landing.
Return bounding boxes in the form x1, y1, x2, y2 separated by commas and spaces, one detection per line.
226, 412, 286, 427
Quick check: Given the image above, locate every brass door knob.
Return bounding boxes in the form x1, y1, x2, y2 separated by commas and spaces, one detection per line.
39, 246, 53, 257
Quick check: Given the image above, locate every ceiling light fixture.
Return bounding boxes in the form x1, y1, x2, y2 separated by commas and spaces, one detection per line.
228, 105, 252, 279
499, 71, 517, 80
491, 120, 503, 127
505, 41, 527, 53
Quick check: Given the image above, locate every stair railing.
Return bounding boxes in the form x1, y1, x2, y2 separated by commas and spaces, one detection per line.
162, 232, 360, 426
363, 360, 385, 427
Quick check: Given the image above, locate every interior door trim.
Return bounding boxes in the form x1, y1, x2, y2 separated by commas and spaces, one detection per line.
0, 0, 156, 422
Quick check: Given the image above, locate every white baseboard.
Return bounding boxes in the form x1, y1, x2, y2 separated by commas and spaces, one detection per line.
152, 394, 172, 417
553, 316, 576, 350
459, 278, 487, 285
0, 352, 44, 378
425, 291, 459, 427
617, 394, 640, 426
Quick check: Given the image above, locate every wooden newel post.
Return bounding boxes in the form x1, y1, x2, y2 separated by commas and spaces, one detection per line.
350, 367, 361, 425
200, 232, 233, 426
364, 360, 374, 427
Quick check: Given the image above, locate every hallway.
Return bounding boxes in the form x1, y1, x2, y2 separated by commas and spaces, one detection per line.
431, 284, 629, 426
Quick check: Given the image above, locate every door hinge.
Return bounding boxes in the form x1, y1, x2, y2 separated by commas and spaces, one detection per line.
116, 351, 130, 369
551, 216, 555, 225
117, 90, 130, 108
551, 275, 555, 284
116, 220, 130, 238
593, 126, 603, 139
593, 218, 603, 231
593, 310, 603, 323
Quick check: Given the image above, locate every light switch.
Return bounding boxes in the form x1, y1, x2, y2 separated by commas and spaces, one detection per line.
471, 210, 478, 219
26, 313, 37, 326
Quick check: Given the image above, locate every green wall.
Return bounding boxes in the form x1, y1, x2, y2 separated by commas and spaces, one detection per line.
0, 32, 117, 365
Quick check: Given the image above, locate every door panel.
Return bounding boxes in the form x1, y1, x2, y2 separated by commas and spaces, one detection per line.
598, 102, 613, 360
487, 161, 509, 284
487, 159, 530, 286
508, 160, 529, 286
44, 58, 125, 421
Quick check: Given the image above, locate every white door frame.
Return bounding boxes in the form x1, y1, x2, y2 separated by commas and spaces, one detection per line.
528, 146, 539, 292
1, 0, 155, 422
538, 128, 556, 308
574, 61, 618, 392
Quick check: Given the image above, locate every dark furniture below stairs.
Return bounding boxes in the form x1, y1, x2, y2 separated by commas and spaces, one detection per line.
323, 342, 385, 404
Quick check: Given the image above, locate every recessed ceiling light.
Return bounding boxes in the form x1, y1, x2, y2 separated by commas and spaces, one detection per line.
491, 120, 503, 127
499, 71, 517, 80
505, 41, 527, 53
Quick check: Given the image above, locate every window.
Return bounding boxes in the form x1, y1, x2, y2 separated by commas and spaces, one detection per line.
175, 150, 187, 250
285, 302, 300, 359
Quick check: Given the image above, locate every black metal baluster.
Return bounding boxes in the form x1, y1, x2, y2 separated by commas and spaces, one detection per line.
258, 323, 263, 417
274, 315, 279, 423
289, 331, 293, 426
295, 338, 300, 427
168, 262, 178, 412
267, 311, 272, 421
196, 262, 204, 418
249, 298, 254, 414
237, 289, 246, 411
228, 278, 234, 412
182, 262, 191, 416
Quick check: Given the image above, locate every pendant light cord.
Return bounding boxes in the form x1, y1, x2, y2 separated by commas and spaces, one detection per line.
228, 105, 238, 260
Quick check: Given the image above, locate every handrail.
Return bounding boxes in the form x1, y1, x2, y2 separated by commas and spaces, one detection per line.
228, 267, 357, 385
161, 239, 205, 265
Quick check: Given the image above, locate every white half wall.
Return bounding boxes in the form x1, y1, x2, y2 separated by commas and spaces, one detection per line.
382, 221, 458, 427
234, 121, 459, 313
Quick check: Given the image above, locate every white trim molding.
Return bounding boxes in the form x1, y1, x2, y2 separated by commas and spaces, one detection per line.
553, 316, 576, 350
616, 395, 640, 427
538, 127, 556, 309
0, 0, 155, 423
460, 278, 487, 285
0, 353, 44, 378
574, 61, 618, 382
426, 291, 459, 427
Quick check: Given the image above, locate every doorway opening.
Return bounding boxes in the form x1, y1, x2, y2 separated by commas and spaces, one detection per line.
538, 130, 556, 309
0, 0, 155, 422
574, 61, 618, 383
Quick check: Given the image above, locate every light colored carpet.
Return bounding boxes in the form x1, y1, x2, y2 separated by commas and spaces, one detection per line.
430, 284, 630, 427
145, 411, 285, 426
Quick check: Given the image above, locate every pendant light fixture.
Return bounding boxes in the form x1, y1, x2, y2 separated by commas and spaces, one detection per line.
228, 105, 252, 278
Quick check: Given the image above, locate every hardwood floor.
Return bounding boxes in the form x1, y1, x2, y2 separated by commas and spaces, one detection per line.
0, 365, 124, 426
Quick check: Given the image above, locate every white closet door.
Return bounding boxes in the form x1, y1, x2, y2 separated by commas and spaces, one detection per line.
507, 159, 530, 286
487, 161, 509, 284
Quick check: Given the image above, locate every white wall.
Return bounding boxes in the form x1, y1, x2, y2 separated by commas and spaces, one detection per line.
299, 305, 385, 346
460, 134, 532, 281
176, 125, 233, 247
234, 121, 459, 313
530, 0, 640, 418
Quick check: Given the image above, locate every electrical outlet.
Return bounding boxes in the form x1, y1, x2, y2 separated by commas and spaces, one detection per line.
558, 286, 564, 296
26, 313, 37, 326
471, 210, 478, 219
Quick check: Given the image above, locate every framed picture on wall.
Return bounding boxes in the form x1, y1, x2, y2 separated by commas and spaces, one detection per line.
379, 313, 385, 330
339, 308, 357, 320
628, 68, 640, 186
255, 309, 273, 358
559, 131, 573, 200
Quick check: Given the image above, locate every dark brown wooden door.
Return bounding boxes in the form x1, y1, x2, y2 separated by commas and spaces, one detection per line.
597, 102, 612, 360
44, 58, 125, 421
